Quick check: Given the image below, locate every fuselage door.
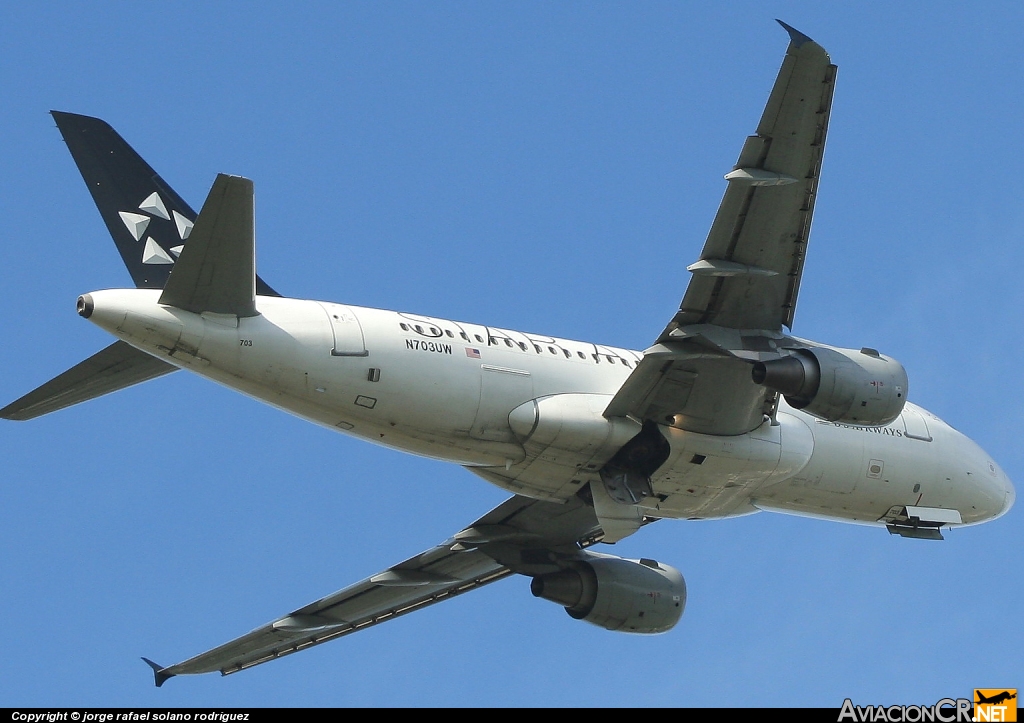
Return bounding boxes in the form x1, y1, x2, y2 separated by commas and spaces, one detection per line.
317, 302, 367, 357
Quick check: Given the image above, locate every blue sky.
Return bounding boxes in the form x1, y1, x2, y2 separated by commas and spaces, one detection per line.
1, 1, 1021, 707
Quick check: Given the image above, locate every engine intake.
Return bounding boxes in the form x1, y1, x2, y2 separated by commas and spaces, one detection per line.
531, 552, 686, 634
752, 344, 908, 426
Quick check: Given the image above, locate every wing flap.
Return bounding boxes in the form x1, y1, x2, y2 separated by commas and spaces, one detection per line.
0, 341, 176, 421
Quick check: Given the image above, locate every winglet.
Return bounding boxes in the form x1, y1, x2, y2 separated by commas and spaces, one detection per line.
142, 657, 175, 687
775, 19, 814, 48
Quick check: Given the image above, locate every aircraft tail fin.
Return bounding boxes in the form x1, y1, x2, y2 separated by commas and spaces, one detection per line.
159, 174, 258, 317
0, 341, 176, 421
50, 111, 279, 297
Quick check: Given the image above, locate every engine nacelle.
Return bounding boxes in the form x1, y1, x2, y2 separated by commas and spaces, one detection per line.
751, 343, 907, 426
530, 552, 686, 634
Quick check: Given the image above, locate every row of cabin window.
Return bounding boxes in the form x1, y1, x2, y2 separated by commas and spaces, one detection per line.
398, 322, 634, 367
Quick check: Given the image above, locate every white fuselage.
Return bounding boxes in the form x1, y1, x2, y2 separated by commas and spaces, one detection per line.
84, 289, 1015, 528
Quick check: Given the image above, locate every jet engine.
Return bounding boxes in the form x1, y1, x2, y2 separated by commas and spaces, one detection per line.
751, 343, 908, 426
530, 552, 686, 634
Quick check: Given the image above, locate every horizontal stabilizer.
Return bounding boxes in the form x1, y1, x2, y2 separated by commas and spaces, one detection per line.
159, 174, 258, 317
0, 341, 176, 421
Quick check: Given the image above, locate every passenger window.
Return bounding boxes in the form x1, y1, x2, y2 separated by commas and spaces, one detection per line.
475, 334, 483, 342
415, 325, 423, 333
534, 344, 542, 353
548, 346, 557, 354
563, 349, 571, 358
577, 351, 586, 359
504, 339, 513, 347
518, 342, 527, 351
460, 332, 469, 341
445, 330, 453, 338
606, 356, 614, 363
400, 323, 408, 331
620, 358, 629, 366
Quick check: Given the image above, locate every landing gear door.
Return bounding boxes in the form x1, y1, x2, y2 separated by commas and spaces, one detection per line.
317, 302, 368, 357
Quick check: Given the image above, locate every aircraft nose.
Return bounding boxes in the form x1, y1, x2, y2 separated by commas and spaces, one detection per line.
999, 470, 1015, 518
978, 460, 1013, 522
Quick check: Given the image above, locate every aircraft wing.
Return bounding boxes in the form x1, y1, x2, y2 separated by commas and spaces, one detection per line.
146, 494, 601, 685
604, 23, 835, 436
667, 22, 835, 334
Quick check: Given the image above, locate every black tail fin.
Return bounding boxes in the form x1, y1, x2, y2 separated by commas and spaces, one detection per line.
50, 111, 279, 296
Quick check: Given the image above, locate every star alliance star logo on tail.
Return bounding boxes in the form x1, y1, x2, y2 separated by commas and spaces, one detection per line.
117, 191, 193, 266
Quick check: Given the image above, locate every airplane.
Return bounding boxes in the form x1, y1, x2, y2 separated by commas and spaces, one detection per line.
976, 691, 1017, 706
1, 21, 1014, 687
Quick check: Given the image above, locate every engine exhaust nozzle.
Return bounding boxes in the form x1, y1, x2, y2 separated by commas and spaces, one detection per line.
751, 352, 820, 407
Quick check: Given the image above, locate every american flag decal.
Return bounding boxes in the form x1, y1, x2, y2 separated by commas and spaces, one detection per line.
466, 348, 481, 359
